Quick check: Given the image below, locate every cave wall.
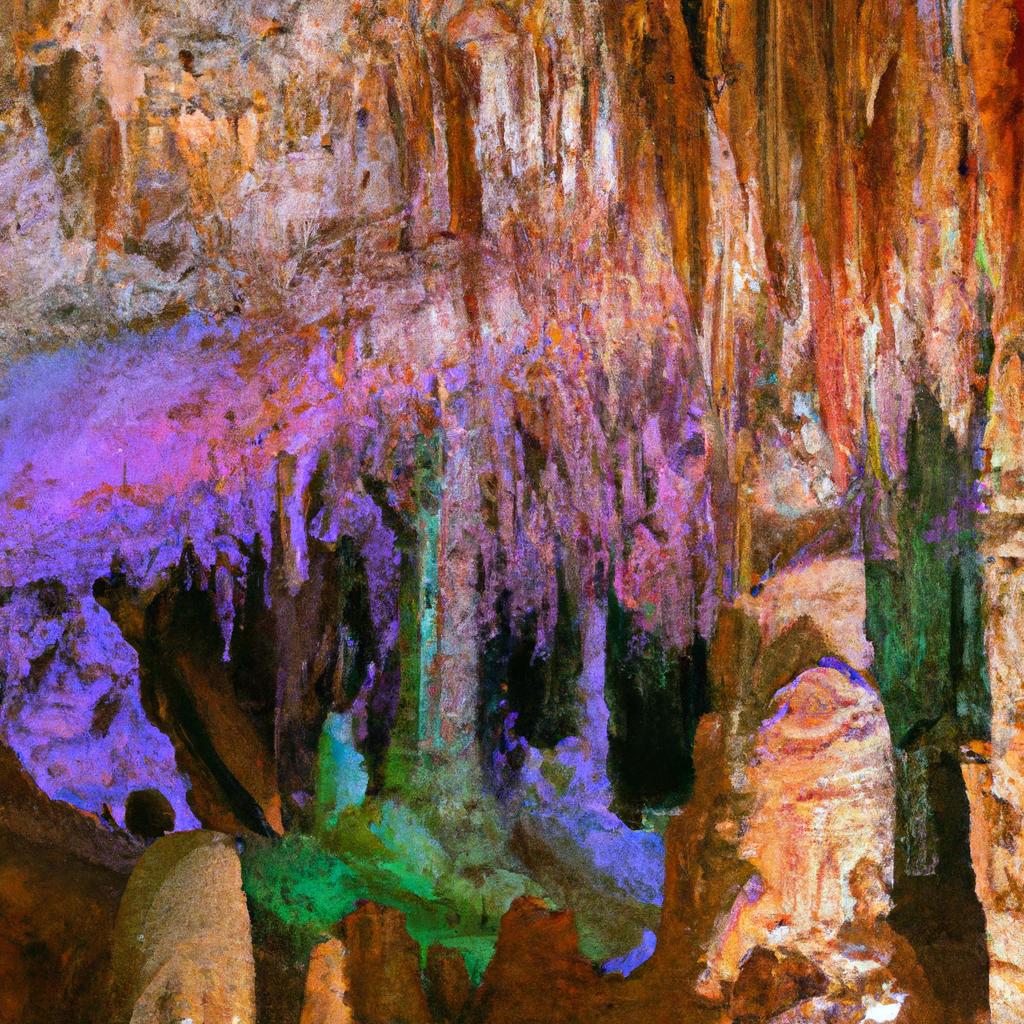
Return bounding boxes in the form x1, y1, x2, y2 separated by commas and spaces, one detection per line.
3, 0, 1024, 1020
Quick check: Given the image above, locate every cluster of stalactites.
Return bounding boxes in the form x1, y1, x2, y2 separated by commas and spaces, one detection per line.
8, 0, 1020, 562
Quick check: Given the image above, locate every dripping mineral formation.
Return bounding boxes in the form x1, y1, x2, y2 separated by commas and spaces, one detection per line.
0, 0, 1019, 1020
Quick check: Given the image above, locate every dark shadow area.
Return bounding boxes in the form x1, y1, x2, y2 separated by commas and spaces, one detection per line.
605, 588, 709, 825
864, 387, 991, 1022
95, 546, 278, 836
890, 752, 989, 1022
480, 570, 583, 773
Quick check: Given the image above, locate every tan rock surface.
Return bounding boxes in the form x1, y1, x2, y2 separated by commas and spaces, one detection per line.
734, 558, 873, 674
700, 666, 895, 997
110, 831, 255, 1024
299, 938, 353, 1024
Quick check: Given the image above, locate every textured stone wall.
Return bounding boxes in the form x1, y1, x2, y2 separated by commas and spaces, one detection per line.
5, 0, 1024, 1020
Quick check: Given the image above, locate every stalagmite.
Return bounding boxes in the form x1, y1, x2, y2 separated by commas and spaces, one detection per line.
700, 665, 896, 999
110, 831, 256, 1024
334, 902, 431, 1024
299, 938, 353, 1024
575, 590, 611, 795
429, 419, 482, 774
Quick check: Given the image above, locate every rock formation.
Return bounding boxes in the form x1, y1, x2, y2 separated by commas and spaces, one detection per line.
464, 895, 600, 1024
962, 730, 1024, 1021
0, 744, 134, 1024
4, 0, 1024, 1019
299, 938, 352, 1024
333, 903, 432, 1024
110, 831, 256, 1024
700, 665, 897, 998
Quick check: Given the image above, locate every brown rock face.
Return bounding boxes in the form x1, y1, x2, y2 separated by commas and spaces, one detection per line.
299, 938, 353, 1024
425, 944, 472, 1023
334, 902, 431, 1024
656, 712, 749, 976
0, 831, 126, 1024
961, 548, 1024, 1022
110, 831, 255, 1024
466, 896, 599, 1024
963, 736, 1024, 1020
0, 742, 136, 1024
728, 947, 827, 1024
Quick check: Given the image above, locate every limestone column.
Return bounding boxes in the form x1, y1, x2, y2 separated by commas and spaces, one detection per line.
424, 411, 483, 794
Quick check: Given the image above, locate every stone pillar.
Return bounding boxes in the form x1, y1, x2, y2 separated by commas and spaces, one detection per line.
700, 665, 895, 997
335, 903, 431, 1024
111, 831, 256, 1024
963, 0, 1024, 1012
576, 590, 610, 788
428, 423, 481, 757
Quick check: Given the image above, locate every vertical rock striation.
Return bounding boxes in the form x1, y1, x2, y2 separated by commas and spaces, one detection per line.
5, 0, 1024, 1018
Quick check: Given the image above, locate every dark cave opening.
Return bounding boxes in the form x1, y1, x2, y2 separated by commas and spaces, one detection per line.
605, 588, 710, 826
889, 752, 989, 1020
479, 571, 583, 774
